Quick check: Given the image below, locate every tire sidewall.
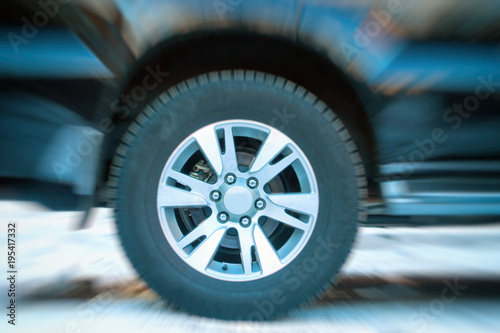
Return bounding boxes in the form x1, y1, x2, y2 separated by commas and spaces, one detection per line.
115, 78, 361, 319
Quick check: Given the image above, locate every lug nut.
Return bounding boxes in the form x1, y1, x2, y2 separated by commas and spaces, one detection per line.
210, 190, 221, 202
255, 199, 266, 210
240, 216, 251, 227
225, 173, 236, 184
247, 178, 258, 189
218, 212, 229, 223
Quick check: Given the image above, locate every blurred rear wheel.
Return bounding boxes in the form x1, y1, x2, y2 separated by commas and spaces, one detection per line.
111, 70, 366, 319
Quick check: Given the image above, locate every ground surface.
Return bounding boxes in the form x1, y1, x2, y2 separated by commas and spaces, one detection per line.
1, 202, 499, 332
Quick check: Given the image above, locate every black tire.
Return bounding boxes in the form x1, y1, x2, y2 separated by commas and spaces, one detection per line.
110, 70, 366, 320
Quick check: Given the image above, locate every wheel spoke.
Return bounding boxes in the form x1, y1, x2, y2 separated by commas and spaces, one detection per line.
253, 224, 283, 274
238, 227, 255, 275
156, 120, 320, 281
256, 150, 299, 185
158, 184, 208, 208
185, 227, 226, 270
177, 216, 221, 249
165, 170, 211, 196
250, 130, 292, 173
221, 125, 238, 172
192, 125, 223, 176
264, 203, 310, 231
267, 193, 319, 216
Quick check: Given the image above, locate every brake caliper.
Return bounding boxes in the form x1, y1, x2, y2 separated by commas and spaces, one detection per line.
189, 160, 214, 182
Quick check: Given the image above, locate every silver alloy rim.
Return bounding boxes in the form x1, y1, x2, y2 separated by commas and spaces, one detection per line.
157, 120, 319, 281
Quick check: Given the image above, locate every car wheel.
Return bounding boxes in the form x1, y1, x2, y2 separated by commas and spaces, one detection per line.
110, 70, 366, 319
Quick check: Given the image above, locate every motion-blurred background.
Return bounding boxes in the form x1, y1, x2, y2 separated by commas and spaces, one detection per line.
1, 0, 500, 331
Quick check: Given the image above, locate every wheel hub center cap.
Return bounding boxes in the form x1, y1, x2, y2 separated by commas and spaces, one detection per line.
224, 186, 253, 215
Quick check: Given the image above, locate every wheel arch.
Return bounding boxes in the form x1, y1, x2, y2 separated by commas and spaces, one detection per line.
100, 31, 378, 199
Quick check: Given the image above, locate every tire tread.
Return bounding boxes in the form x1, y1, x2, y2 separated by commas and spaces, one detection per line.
109, 70, 367, 319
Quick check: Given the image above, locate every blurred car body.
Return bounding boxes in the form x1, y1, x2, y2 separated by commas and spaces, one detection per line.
2, 0, 500, 219
1, 0, 500, 319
